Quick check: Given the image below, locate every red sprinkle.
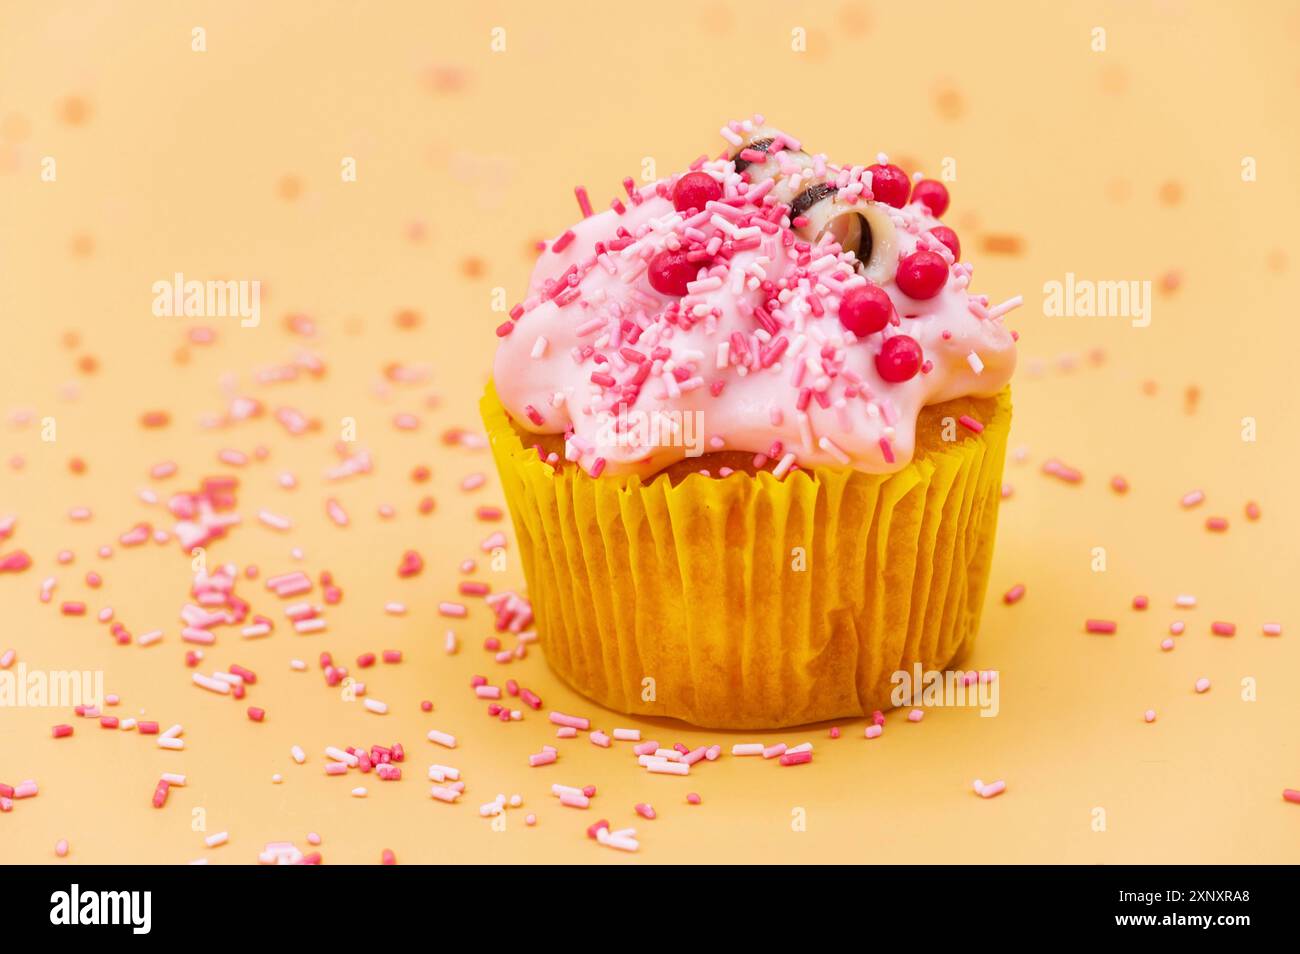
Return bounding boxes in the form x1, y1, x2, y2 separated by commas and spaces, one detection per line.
1002, 584, 1025, 605
1085, 619, 1117, 634
1210, 621, 1236, 637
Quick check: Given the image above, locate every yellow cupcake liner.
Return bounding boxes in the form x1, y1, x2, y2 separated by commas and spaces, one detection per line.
482, 384, 1011, 729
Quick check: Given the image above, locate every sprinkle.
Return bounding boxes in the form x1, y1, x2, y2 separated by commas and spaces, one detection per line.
205, 831, 229, 848
1144, 710, 1157, 723
1205, 516, 1228, 532
1085, 619, 1117, 634
549, 711, 590, 731
1284, 790, 1300, 805
731, 743, 764, 756
1003, 583, 1025, 605
1262, 623, 1282, 636
1042, 459, 1083, 483
864, 725, 883, 739
612, 728, 641, 742
1194, 677, 1211, 693
907, 709, 924, 723
192, 672, 231, 694
965, 352, 984, 374
426, 729, 457, 749
975, 780, 1006, 799
647, 760, 690, 776
1132, 594, 1149, 610
1174, 594, 1197, 608
1180, 489, 1204, 508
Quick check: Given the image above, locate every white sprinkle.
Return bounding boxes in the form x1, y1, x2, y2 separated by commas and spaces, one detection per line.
966, 351, 985, 374
427, 729, 457, 749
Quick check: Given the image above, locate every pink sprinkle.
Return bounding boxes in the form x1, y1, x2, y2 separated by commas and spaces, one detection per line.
61, 602, 86, 616
0, 549, 32, 573
52, 724, 73, 738
829, 726, 840, 739
1132, 594, 1148, 610
1245, 500, 1261, 521
1085, 619, 1117, 634
907, 709, 924, 723
1144, 709, 1157, 723
529, 750, 557, 768
55, 838, 69, 858
976, 780, 1006, 799
549, 711, 590, 731
1110, 475, 1129, 494
574, 186, 593, 219
438, 602, 467, 618
1180, 489, 1204, 508
1262, 623, 1282, 636
1169, 621, 1186, 635
1042, 459, 1083, 483
551, 228, 576, 253
635, 802, 656, 820
1284, 789, 1300, 805
1211, 621, 1236, 636
957, 415, 984, 434
686, 793, 702, 804
864, 725, 883, 740
1194, 677, 1211, 693
1003, 584, 1025, 605
1160, 637, 1175, 651
779, 751, 812, 766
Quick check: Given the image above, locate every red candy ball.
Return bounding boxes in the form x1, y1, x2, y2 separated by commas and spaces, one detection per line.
929, 226, 961, 261
837, 283, 895, 337
911, 179, 950, 217
894, 250, 949, 300
875, 334, 923, 383
671, 172, 723, 213
866, 163, 911, 208
647, 249, 697, 296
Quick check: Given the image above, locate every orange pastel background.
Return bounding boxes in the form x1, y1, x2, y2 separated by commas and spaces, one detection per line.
1, 0, 1298, 863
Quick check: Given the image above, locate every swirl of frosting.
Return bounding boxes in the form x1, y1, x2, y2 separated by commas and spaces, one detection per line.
493, 116, 1018, 478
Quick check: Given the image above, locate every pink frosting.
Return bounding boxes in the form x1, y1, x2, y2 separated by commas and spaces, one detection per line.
493, 120, 1017, 478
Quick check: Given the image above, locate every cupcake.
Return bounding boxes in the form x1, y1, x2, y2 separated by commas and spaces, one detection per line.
483, 116, 1018, 729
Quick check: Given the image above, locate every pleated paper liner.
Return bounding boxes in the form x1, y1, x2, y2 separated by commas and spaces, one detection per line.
483, 383, 1011, 730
